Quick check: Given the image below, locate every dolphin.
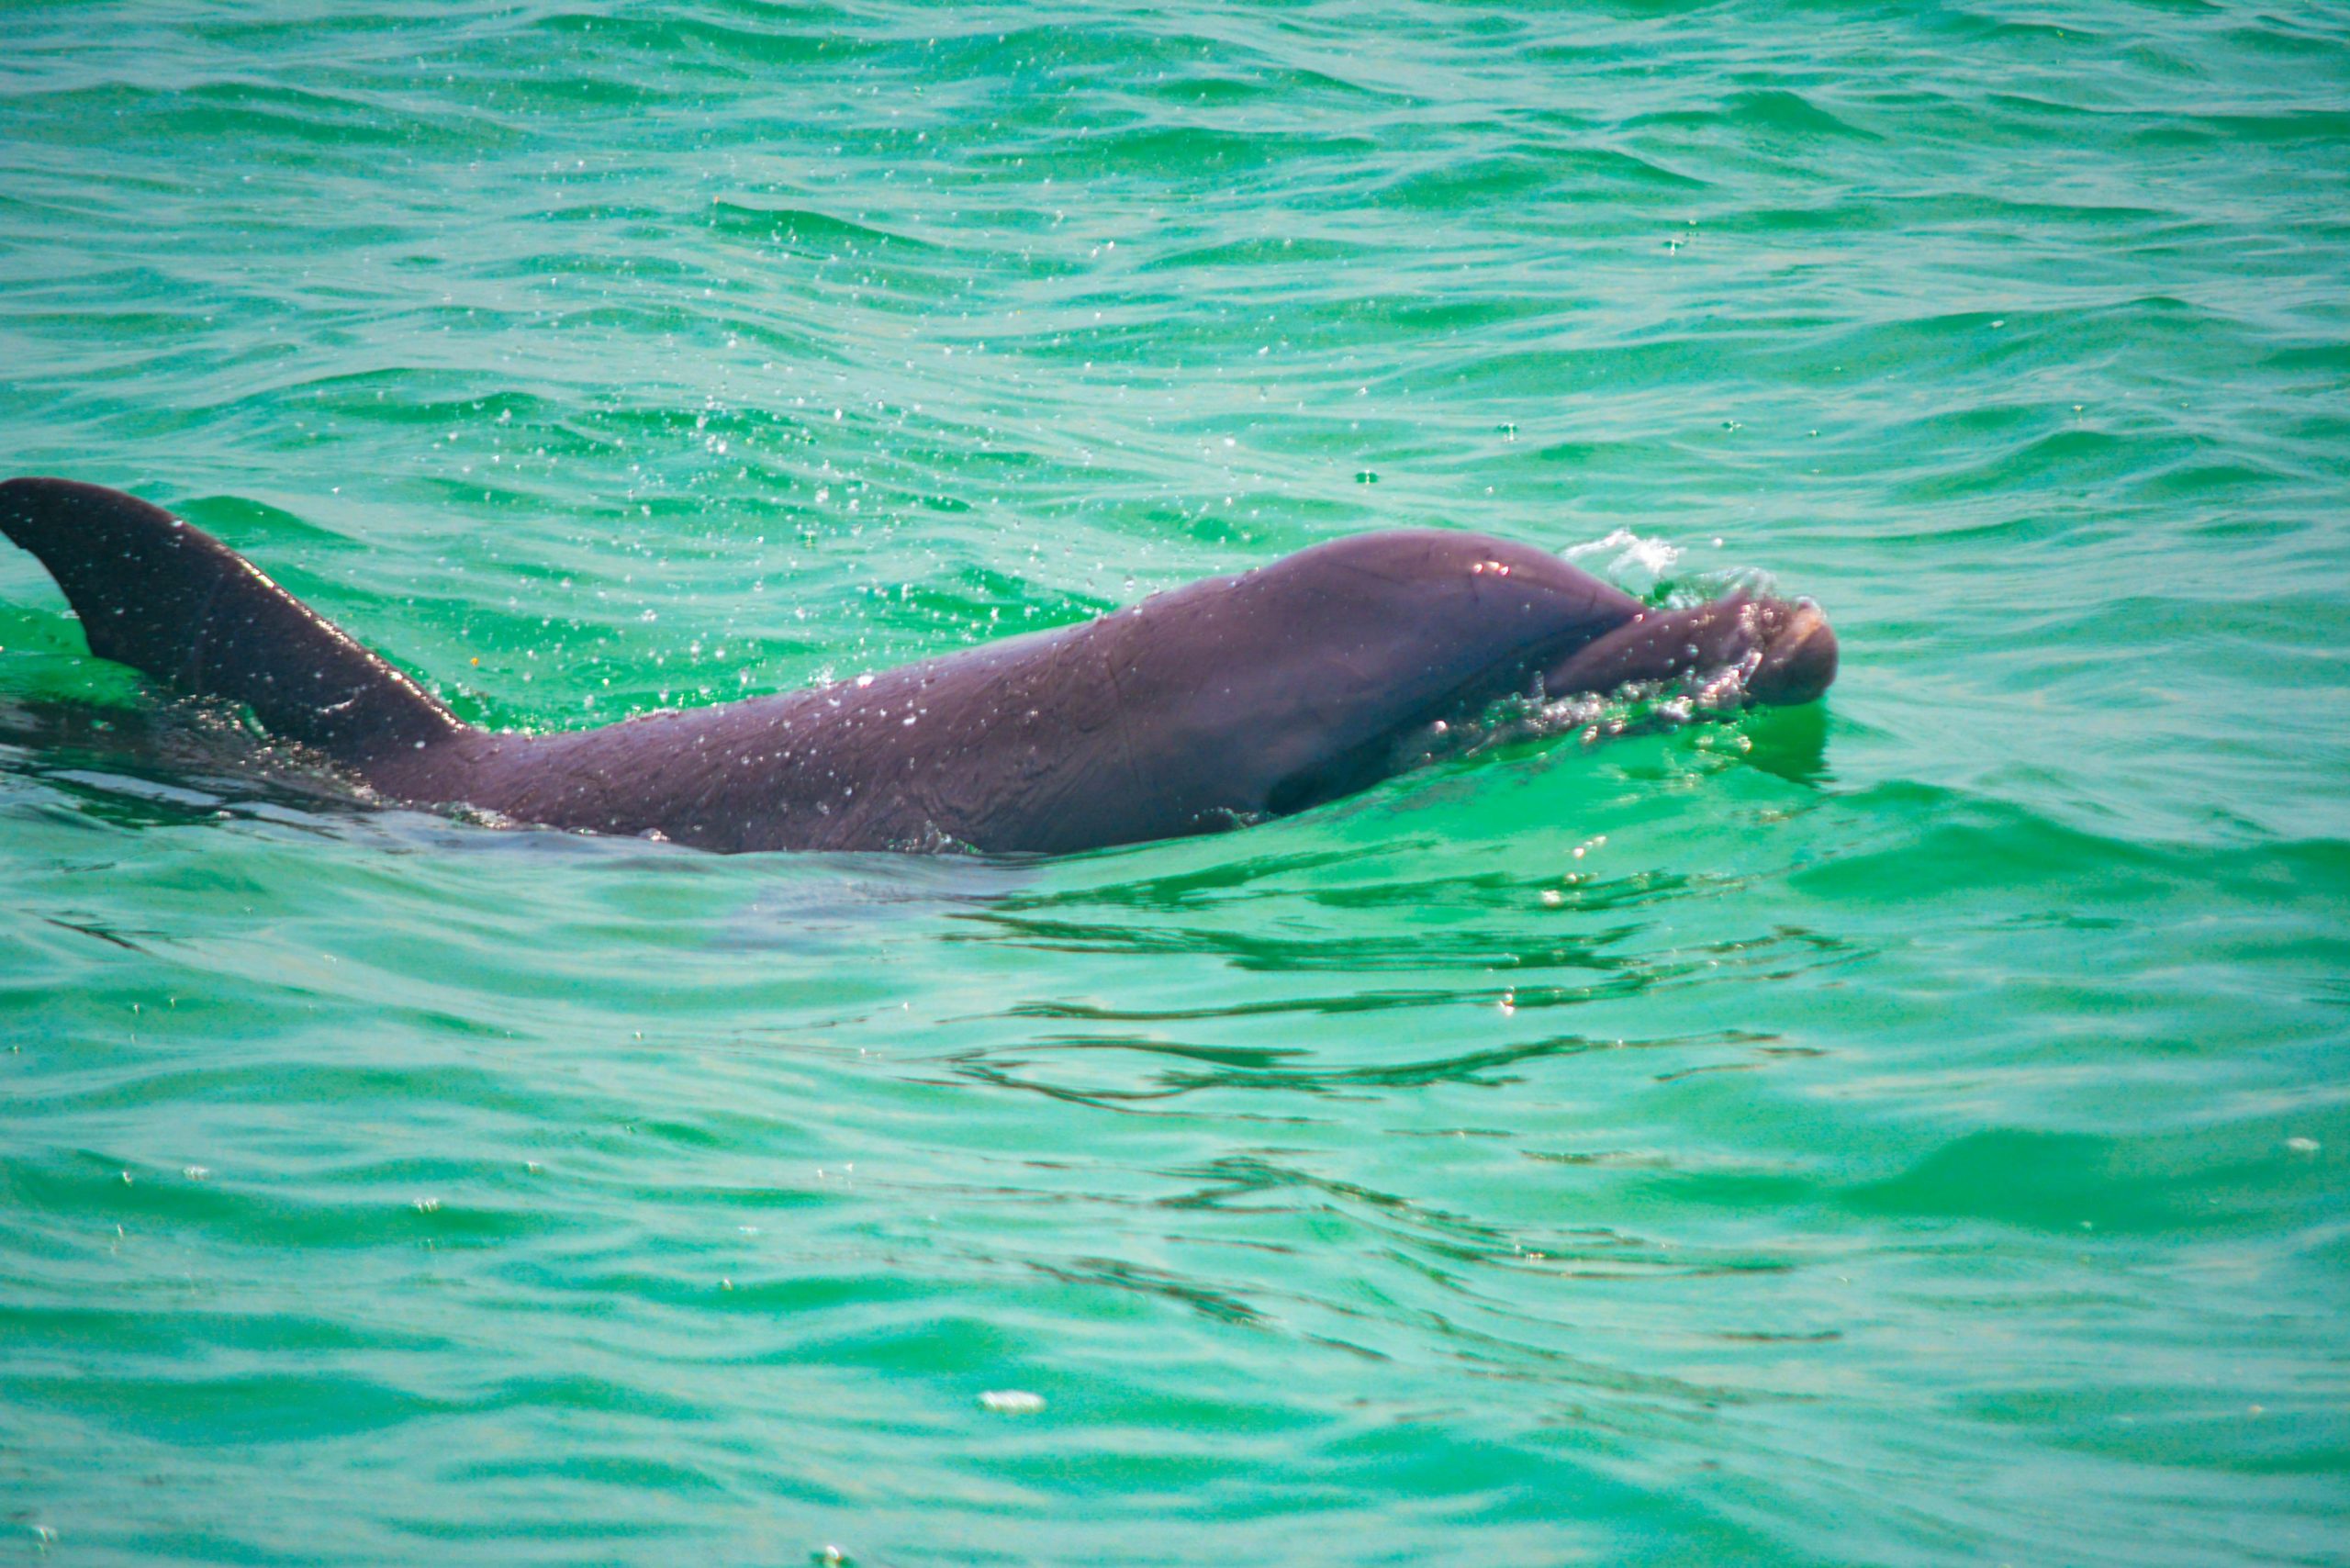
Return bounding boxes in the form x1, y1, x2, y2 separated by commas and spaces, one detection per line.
0, 476, 1835, 854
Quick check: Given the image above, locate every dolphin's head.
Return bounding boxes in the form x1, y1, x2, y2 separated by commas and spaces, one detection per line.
1083, 530, 1839, 831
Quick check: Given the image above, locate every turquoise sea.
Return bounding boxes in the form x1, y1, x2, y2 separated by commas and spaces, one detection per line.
3, 3, 2346, 1562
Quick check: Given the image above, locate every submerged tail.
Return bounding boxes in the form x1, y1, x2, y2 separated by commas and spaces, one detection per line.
0, 476, 465, 767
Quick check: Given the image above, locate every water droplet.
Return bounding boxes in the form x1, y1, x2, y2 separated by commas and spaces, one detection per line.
980, 1390, 1045, 1414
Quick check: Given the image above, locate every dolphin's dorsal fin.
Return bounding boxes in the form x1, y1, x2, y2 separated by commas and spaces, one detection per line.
0, 476, 464, 767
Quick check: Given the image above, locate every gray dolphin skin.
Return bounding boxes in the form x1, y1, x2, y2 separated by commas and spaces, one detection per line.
0, 476, 1836, 854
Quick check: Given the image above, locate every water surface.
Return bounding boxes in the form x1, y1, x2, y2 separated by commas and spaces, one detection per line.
3, 3, 2346, 1562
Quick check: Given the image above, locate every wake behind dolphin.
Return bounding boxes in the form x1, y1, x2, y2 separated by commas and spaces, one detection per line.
0, 476, 1836, 854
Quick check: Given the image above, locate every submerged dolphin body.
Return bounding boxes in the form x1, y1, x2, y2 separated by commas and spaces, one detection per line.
0, 476, 1836, 853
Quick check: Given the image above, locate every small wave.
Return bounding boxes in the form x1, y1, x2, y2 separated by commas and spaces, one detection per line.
706, 203, 936, 255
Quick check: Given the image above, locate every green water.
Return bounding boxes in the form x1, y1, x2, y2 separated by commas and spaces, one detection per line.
4, 2, 2346, 1562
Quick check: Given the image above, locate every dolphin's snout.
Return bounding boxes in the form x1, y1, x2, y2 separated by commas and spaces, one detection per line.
1746, 599, 1838, 706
